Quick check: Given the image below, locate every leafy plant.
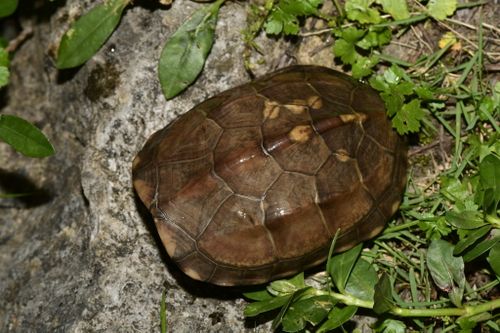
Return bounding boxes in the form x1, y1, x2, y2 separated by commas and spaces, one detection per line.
241, 0, 499, 331
0, 0, 55, 159
0, 115, 55, 158
56, 0, 226, 100
158, 0, 224, 99
264, 0, 325, 35
57, 0, 130, 69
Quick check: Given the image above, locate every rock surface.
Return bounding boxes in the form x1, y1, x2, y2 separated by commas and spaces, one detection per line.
0, 0, 284, 331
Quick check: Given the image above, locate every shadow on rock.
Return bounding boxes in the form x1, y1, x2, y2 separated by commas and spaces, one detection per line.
0, 169, 53, 208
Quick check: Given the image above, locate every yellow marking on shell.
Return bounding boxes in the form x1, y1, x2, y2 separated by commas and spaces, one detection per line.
288, 125, 313, 143
285, 104, 308, 114
307, 95, 323, 109
340, 113, 368, 124
291, 99, 308, 105
391, 200, 401, 214
132, 155, 141, 169
364, 223, 385, 239
263, 100, 280, 119
184, 267, 201, 281
334, 149, 350, 162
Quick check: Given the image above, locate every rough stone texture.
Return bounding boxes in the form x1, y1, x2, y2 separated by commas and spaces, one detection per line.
0, 0, 281, 332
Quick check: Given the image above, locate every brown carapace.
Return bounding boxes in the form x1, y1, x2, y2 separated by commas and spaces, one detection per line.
132, 65, 407, 286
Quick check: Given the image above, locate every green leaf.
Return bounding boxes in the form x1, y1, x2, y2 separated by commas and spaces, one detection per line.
329, 243, 363, 293
427, 0, 457, 20
0, 115, 55, 158
373, 273, 394, 314
418, 217, 452, 240
243, 289, 274, 301
345, 0, 381, 24
341, 26, 366, 43
369, 75, 388, 92
271, 287, 312, 331
441, 177, 471, 203
445, 210, 487, 229
454, 225, 492, 255
426, 239, 465, 307
264, 0, 324, 35
392, 99, 425, 135
374, 319, 407, 333
160, 290, 167, 333
352, 55, 378, 78
269, 273, 305, 296
282, 295, 335, 332
333, 39, 357, 65
0, 66, 9, 88
487, 242, 500, 276
0, 0, 17, 17
463, 237, 500, 263
457, 316, 478, 331
317, 305, 358, 333
0, 47, 10, 67
477, 154, 500, 213
414, 85, 434, 100
244, 294, 291, 317
57, 0, 129, 69
159, 0, 223, 99
375, 0, 409, 20
345, 258, 378, 302
357, 28, 391, 49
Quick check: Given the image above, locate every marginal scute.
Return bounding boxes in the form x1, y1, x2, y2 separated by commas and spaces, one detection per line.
154, 217, 195, 261
156, 112, 222, 162
158, 170, 233, 238
198, 195, 275, 267
132, 65, 408, 286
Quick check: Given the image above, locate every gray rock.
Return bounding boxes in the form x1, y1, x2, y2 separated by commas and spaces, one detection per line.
0, 0, 277, 331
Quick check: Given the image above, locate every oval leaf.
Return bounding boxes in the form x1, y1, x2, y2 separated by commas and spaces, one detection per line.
57, 0, 129, 69
243, 294, 291, 317
427, 0, 457, 20
317, 305, 358, 333
426, 239, 465, 307
373, 273, 394, 314
463, 237, 500, 263
329, 243, 363, 293
345, 257, 378, 302
487, 242, 500, 277
282, 295, 334, 332
0, 115, 55, 157
445, 210, 487, 229
243, 289, 273, 302
478, 154, 500, 212
0, 0, 17, 17
158, 0, 224, 99
454, 225, 491, 255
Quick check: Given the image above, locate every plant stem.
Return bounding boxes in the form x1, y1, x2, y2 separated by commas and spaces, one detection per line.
391, 298, 500, 318
313, 290, 500, 318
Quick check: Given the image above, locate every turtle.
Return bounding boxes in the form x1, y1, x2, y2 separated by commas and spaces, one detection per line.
132, 65, 407, 286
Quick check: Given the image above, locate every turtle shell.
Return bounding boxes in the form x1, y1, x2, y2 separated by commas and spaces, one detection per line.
132, 65, 407, 286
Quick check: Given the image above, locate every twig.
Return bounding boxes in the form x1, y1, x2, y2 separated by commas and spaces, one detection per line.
298, 28, 334, 37
445, 18, 500, 35
6, 26, 33, 53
